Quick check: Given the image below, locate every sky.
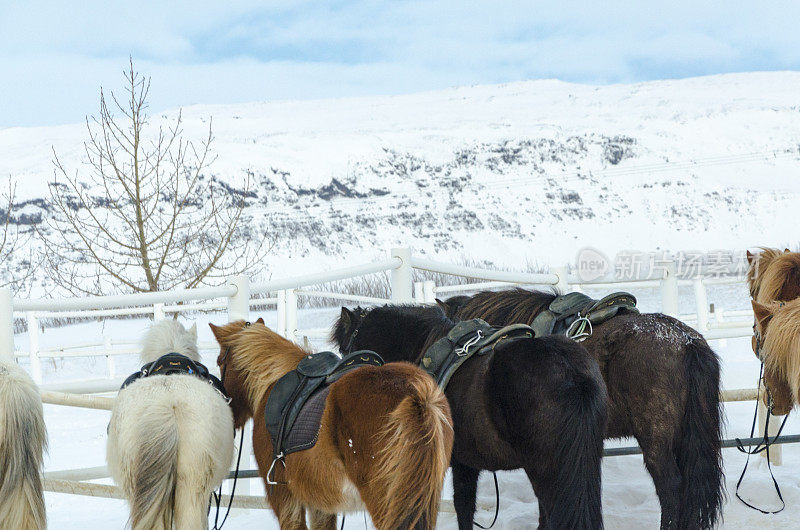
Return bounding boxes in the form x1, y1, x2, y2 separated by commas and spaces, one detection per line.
1, 0, 800, 128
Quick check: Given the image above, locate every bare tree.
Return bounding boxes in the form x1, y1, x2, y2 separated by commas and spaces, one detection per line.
0, 181, 35, 294
42, 60, 267, 295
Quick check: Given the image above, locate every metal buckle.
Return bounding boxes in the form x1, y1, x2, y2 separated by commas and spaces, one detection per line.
455, 330, 484, 357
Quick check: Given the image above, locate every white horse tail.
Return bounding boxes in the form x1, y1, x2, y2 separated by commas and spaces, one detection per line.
130, 410, 180, 530
0, 360, 47, 530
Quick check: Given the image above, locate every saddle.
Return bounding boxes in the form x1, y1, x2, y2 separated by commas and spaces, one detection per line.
119, 352, 228, 400
264, 350, 384, 471
421, 319, 534, 390
531, 291, 638, 340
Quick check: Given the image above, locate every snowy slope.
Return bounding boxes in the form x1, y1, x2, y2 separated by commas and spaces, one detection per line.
1, 72, 800, 287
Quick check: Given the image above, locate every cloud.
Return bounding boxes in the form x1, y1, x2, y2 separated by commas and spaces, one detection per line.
1, 0, 799, 127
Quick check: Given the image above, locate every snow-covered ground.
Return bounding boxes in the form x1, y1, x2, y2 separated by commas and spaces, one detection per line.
24, 281, 800, 529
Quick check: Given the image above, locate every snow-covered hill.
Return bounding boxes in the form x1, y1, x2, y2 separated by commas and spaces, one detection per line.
2, 72, 800, 287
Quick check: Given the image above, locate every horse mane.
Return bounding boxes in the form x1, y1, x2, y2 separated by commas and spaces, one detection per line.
760, 298, 800, 403
222, 322, 309, 410
747, 247, 786, 299
456, 288, 557, 325
756, 251, 800, 303
332, 304, 454, 363
140, 319, 199, 363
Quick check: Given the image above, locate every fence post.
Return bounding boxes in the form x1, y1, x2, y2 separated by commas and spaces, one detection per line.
757, 383, 783, 465
227, 275, 250, 322
27, 312, 42, 384
277, 291, 287, 338
390, 247, 413, 303
0, 288, 13, 362
104, 336, 115, 379
423, 281, 437, 304
692, 277, 709, 332
285, 289, 298, 342
552, 266, 569, 293
153, 303, 165, 321
660, 259, 679, 317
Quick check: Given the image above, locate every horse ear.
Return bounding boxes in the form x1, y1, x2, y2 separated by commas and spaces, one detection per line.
189, 323, 197, 339
746, 250, 755, 264
435, 298, 449, 313
256, 317, 265, 325
208, 323, 222, 340
751, 301, 775, 331
340, 307, 354, 330
785, 248, 792, 253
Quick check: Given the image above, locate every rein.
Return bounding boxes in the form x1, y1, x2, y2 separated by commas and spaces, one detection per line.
473, 472, 500, 529
734, 326, 788, 514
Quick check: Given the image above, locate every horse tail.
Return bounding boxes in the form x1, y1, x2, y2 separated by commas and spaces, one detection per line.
0, 360, 47, 530
371, 373, 453, 529
129, 409, 180, 530
676, 338, 724, 529
546, 354, 607, 530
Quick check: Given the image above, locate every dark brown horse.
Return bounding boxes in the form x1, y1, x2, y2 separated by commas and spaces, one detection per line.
333, 304, 608, 530
211, 319, 454, 529
442, 289, 724, 530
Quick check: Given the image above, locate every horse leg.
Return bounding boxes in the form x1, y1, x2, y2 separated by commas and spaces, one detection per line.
308, 508, 337, 530
639, 438, 681, 530
267, 488, 308, 530
451, 461, 480, 530
523, 468, 549, 529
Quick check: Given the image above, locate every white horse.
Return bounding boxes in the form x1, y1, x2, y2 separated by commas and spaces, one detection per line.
0, 357, 47, 530
107, 320, 234, 530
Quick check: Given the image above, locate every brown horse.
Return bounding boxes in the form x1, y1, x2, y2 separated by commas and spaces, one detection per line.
746, 248, 799, 303
210, 320, 454, 530
746, 247, 800, 415
443, 289, 723, 530
752, 299, 800, 410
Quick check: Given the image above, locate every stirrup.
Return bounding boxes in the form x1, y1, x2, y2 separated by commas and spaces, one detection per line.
566, 314, 593, 342
266, 453, 288, 486
455, 330, 484, 357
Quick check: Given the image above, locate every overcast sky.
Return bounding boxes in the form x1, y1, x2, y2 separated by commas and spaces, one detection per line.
1, 1, 799, 128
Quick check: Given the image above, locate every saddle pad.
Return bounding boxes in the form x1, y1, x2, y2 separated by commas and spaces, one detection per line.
282, 385, 331, 455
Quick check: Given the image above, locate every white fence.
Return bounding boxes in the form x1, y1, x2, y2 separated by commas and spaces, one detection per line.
0, 246, 779, 507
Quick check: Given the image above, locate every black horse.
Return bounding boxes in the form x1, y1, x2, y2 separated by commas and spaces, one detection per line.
332, 304, 608, 530
440, 289, 724, 530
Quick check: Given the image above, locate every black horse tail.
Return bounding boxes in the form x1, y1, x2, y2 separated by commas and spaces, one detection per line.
490, 336, 607, 530
676, 338, 724, 529
547, 357, 607, 529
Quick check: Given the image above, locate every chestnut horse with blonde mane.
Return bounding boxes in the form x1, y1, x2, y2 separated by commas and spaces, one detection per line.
747, 247, 800, 415
210, 319, 453, 530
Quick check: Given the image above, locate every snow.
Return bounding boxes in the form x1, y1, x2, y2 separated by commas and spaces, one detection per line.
2, 72, 800, 291
28, 286, 800, 529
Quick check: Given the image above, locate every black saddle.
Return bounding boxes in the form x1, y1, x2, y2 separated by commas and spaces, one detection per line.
119, 352, 229, 401
531, 291, 638, 339
264, 350, 384, 468
421, 319, 534, 389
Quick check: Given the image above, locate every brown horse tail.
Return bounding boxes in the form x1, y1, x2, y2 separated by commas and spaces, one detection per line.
0, 361, 47, 530
676, 338, 724, 529
129, 411, 179, 530
371, 373, 453, 530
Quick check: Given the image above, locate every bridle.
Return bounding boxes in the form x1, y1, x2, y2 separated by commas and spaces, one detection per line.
343, 310, 369, 354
